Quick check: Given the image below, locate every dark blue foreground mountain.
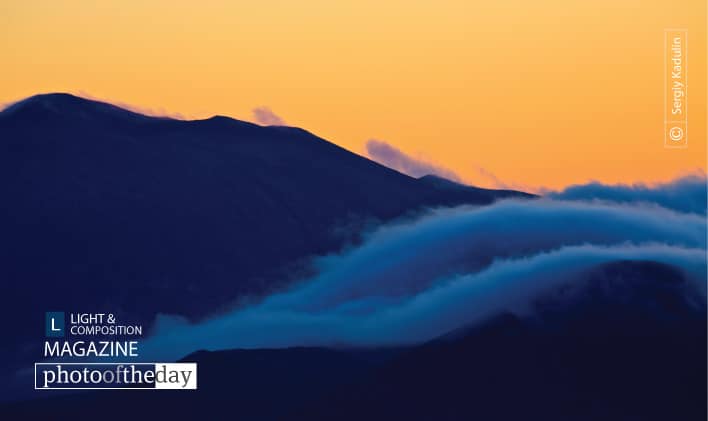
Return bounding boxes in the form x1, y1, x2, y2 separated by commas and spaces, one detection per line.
3, 260, 705, 420
0, 94, 530, 377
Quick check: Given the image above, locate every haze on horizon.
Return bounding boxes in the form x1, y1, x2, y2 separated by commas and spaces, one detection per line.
1, 0, 705, 190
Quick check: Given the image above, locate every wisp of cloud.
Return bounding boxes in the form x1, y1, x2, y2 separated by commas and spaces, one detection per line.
366, 139, 461, 181
252, 107, 286, 126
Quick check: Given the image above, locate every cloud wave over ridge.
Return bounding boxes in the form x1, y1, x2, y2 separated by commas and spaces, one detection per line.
139, 191, 707, 360
550, 174, 707, 215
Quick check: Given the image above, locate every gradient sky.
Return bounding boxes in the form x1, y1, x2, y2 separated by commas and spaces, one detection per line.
1, 0, 705, 190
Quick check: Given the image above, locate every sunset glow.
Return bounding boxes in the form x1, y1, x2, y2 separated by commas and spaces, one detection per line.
2, 0, 705, 189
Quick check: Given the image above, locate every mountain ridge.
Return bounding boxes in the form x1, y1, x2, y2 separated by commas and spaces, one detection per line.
0, 93, 532, 370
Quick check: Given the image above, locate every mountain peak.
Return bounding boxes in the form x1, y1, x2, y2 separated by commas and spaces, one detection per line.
1, 92, 154, 122
6, 92, 101, 111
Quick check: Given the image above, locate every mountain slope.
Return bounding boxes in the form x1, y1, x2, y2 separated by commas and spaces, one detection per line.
0, 93, 531, 345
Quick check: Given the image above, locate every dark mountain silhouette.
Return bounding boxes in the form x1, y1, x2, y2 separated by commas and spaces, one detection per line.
296, 260, 706, 421
3, 260, 704, 420
0, 93, 531, 376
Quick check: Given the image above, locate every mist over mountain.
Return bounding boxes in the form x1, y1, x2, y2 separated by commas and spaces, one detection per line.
134, 198, 705, 359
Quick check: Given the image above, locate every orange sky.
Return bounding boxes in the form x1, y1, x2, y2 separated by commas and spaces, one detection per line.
1, 0, 705, 190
